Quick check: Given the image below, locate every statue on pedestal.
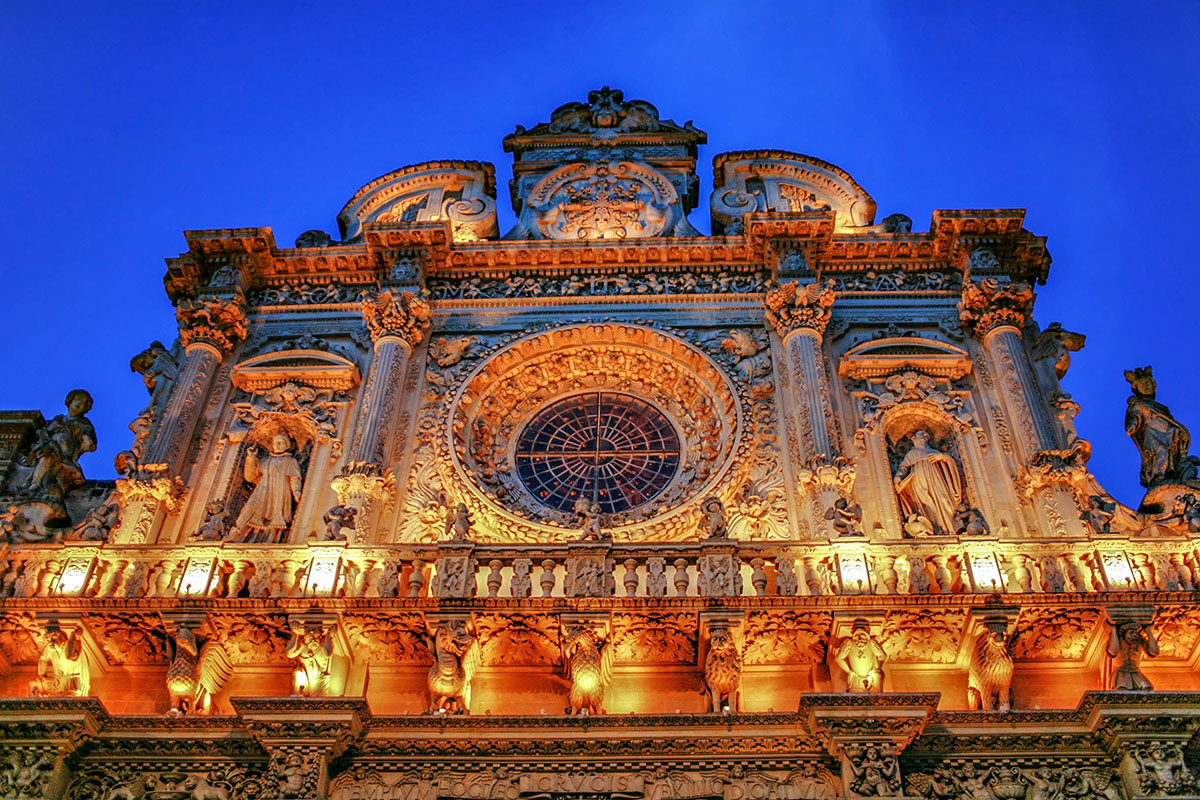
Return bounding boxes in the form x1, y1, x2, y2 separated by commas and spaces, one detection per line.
1125, 367, 1199, 488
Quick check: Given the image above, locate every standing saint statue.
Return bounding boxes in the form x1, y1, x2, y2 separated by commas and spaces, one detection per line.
1124, 366, 1198, 488
893, 429, 963, 537
232, 433, 303, 544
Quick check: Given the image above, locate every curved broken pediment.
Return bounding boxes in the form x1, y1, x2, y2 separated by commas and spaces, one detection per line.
711, 150, 876, 234
839, 337, 971, 380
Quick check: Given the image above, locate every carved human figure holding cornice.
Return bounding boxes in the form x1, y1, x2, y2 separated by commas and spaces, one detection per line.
231, 433, 303, 544
893, 430, 963, 537
1107, 618, 1159, 691
22, 389, 96, 506
29, 625, 88, 697
833, 619, 886, 693
1124, 366, 1199, 488
285, 621, 342, 697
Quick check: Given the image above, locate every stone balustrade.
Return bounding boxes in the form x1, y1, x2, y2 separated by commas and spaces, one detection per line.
2, 536, 1195, 601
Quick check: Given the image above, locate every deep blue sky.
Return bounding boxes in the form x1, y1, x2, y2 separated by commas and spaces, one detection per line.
2, 2, 1198, 507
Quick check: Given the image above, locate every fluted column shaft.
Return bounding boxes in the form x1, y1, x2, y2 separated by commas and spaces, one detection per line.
144, 342, 221, 472
347, 336, 412, 466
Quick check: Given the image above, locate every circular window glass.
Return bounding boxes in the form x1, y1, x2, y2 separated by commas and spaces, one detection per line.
515, 392, 681, 514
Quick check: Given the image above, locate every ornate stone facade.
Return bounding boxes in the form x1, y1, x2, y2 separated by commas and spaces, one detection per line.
1, 89, 1199, 799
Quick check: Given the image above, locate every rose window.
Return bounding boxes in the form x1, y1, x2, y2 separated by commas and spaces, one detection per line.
515, 392, 681, 514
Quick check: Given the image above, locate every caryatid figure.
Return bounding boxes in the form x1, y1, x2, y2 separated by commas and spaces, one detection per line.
893, 429, 963, 536
1107, 618, 1159, 691
233, 433, 303, 544
833, 619, 886, 693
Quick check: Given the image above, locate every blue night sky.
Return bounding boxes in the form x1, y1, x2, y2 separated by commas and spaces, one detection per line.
1, 2, 1198, 508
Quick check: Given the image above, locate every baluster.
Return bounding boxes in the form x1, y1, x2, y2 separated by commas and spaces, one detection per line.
407, 559, 426, 597
539, 559, 557, 597
486, 559, 504, 597
1009, 554, 1033, 593
930, 555, 952, 594
622, 558, 640, 597
1063, 553, 1090, 592
672, 558, 690, 596
750, 558, 767, 596
1171, 554, 1195, 590
873, 555, 898, 595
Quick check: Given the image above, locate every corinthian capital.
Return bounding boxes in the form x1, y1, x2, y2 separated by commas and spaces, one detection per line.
958, 278, 1034, 338
176, 295, 248, 356
361, 288, 432, 347
763, 279, 836, 338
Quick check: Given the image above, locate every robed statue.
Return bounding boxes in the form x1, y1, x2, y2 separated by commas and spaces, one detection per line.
231, 433, 303, 543
893, 429, 963, 536
23, 389, 96, 503
1124, 366, 1198, 488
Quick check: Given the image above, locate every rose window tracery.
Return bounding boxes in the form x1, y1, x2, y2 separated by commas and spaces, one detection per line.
515, 392, 681, 514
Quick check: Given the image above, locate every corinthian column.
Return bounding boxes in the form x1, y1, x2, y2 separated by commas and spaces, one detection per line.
960, 278, 1086, 536
112, 294, 247, 543
332, 289, 431, 540
764, 279, 847, 537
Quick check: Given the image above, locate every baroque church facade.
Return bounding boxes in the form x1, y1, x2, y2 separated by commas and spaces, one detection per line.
2, 88, 1199, 800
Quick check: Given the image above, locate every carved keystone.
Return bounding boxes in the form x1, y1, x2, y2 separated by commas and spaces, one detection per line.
232, 696, 368, 799
801, 692, 938, 799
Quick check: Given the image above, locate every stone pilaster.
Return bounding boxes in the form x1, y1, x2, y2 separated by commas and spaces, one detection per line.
233, 697, 367, 800
765, 279, 842, 537
335, 289, 431, 533
111, 293, 246, 544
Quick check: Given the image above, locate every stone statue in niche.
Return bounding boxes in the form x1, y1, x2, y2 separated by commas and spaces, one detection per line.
1106, 617, 1159, 691
893, 429, 963, 537
230, 433, 303, 544
1125, 366, 1200, 489
29, 625, 88, 697
824, 498, 863, 537
20, 390, 96, 513
833, 619, 886, 693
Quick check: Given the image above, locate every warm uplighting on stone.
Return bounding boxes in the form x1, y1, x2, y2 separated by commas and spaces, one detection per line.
0, 87, 1198, 800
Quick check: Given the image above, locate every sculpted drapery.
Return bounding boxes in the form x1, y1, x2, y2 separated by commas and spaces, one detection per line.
232, 433, 303, 543
893, 429, 963, 536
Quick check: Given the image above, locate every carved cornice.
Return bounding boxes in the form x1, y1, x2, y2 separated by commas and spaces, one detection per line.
958, 278, 1035, 338
361, 288, 433, 347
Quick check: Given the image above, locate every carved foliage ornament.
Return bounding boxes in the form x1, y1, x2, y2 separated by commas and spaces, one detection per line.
958, 277, 1034, 337
362, 288, 433, 347
176, 294, 248, 355
763, 280, 837, 338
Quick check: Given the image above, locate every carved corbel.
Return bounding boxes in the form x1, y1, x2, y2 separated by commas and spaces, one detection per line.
965, 604, 1018, 712
424, 613, 477, 715
0, 696, 107, 800
232, 696, 368, 798
699, 612, 744, 712
800, 692, 938, 799
284, 613, 351, 698
559, 613, 612, 716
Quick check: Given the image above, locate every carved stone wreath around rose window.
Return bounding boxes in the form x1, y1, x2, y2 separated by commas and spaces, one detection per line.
448, 324, 741, 538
